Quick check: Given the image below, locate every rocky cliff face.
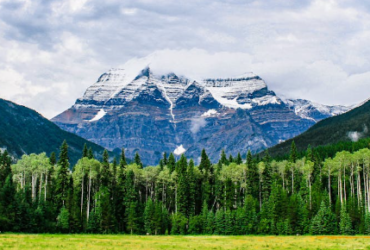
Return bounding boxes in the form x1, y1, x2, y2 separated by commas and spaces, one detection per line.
52, 68, 350, 165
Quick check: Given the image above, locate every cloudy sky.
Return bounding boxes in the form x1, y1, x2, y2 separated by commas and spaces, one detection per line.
1, 0, 370, 118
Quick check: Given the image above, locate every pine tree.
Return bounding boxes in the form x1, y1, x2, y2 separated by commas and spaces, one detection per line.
0, 175, 16, 231
228, 154, 234, 164
236, 152, 242, 165
134, 152, 142, 168
199, 149, 211, 172
177, 155, 189, 216
120, 148, 127, 167
215, 209, 225, 235
224, 209, 234, 235
100, 150, 110, 187
87, 148, 94, 159
153, 202, 163, 235
220, 150, 228, 165
126, 201, 138, 234
188, 159, 196, 217
247, 150, 258, 197
163, 152, 168, 166
49, 152, 56, 165
0, 151, 11, 184
340, 205, 352, 235
57, 207, 70, 233
116, 148, 127, 232
144, 198, 155, 234
364, 212, 370, 235
125, 170, 138, 234
82, 143, 88, 158
310, 201, 337, 235
55, 140, 70, 208
290, 141, 298, 163
168, 153, 176, 173
306, 145, 313, 161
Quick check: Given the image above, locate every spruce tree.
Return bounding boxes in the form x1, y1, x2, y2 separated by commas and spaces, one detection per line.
55, 140, 70, 208
220, 150, 228, 165
236, 152, 242, 165
100, 150, 110, 187
215, 209, 225, 235
57, 207, 70, 233
290, 141, 298, 163
116, 148, 127, 232
163, 152, 168, 166
0, 175, 16, 231
49, 152, 56, 165
199, 149, 211, 172
247, 150, 258, 197
364, 212, 370, 235
87, 148, 94, 159
187, 159, 196, 217
228, 154, 234, 164
310, 201, 337, 235
82, 143, 88, 158
340, 205, 353, 235
153, 203, 163, 235
100, 150, 113, 232
144, 198, 155, 234
168, 153, 176, 173
120, 148, 127, 167
135, 152, 142, 168
177, 155, 189, 216
306, 145, 313, 161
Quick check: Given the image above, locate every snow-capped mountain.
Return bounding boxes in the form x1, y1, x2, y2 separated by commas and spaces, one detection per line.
285, 99, 351, 122
52, 67, 350, 165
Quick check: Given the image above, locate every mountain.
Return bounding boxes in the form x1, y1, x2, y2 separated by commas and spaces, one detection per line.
267, 99, 370, 157
285, 99, 350, 122
52, 67, 350, 165
0, 98, 110, 165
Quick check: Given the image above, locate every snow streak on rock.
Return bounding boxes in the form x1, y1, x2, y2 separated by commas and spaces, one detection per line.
89, 109, 107, 122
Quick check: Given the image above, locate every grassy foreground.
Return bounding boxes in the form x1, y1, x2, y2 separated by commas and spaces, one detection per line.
0, 234, 370, 250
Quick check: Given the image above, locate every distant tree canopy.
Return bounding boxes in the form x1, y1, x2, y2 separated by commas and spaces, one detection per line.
1, 138, 370, 235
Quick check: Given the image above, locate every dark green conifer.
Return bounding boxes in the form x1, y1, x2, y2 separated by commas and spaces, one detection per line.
87, 148, 94, 159
49, 152, 56, 165
236, 152, 242, 165
82, 143, 88, 158
168, 153, 176, 173
163, 152, 168, 165
290, 141, 297, 163
220, 150, 228, 165
134, 152, 142, 168
55, 140, 70, 208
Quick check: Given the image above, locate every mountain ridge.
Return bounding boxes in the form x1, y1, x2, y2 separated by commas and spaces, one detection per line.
267, 98, 370, 157
0, 98, 112, 165
52, 67, 351, 165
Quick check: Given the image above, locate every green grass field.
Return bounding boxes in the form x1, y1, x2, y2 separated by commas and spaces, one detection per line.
0, 234, 369, 249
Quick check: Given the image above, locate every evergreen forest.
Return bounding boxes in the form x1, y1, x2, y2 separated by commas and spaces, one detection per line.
1, 139, 370, 235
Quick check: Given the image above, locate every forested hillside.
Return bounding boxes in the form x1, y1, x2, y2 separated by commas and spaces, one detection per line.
1, 140, 370, 235
268, 99, 370, 157
0, 98, 110, 165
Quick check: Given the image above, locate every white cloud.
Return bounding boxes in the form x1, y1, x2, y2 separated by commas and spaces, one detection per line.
0, 0, 369, 118
121, 8, 137, 15
190, 115, 207, 134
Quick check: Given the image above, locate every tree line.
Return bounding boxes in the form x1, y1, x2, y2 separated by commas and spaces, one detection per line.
0, 140, 370, 235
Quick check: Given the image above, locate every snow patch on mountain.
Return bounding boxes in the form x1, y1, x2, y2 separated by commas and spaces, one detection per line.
285, 99, 350, 122
89, 109, 107, 122
202, 75, 279, 109
201, 109, 218, 117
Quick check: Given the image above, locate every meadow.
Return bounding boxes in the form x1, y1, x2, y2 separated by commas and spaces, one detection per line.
0, 234, 369, 250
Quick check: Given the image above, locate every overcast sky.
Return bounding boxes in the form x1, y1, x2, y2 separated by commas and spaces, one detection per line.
1, 0, 370, 118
